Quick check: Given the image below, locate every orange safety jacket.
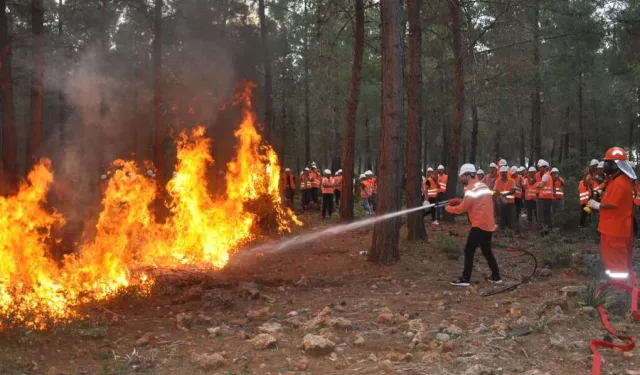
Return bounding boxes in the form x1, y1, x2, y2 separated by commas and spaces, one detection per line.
334, 175, 343, 191
370, 177, 377, 194
538, 172, 554, 200
321, 176, 335, 194
426, 176, 438, 198
524, 178, 538, 201
513, 175, 523, 199
553, 179, 564, 200
282, 173, 295, 190
300, 174, 308, 190
438, 174, 448, 193
360, 180, 371, 198
495, 178, 516, 204
308, 170, 320, 188
579, 179, 590, 205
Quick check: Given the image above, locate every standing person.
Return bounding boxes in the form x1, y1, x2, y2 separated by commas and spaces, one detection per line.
586, 147, 637, 282
579, 168, 592, 227
300, 168, 310, 212
551, 167, 565, 217
426, 168, 439, 224
476, 169, 485, 181
446, 163, 502, 286
584, 159, 600, 195
308, 163, 321, 204
281, 168, 296, 207
494, 166, 518, 231
321, 169, 336, 219
524, 167, 538, 225
365, 170, 376, 211
334, 169, 343, 207
436, 165, 448, 219
511, 166, 524, 218
483, 163, 498, 188
536, 160, 554, 234
359, 174, 372, 215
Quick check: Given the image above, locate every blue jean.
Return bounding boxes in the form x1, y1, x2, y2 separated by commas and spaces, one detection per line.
362, 198, 372, 214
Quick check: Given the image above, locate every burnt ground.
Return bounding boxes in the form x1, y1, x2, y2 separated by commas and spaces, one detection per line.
1, 210, 639, 375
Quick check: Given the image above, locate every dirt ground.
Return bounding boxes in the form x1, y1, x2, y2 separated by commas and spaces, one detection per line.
1, 210, 639, 375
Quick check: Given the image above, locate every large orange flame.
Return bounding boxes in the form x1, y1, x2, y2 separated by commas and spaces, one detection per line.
0, 83, 300, 329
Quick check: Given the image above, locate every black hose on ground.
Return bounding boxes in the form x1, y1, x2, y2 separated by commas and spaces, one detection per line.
478, 242, 538, 297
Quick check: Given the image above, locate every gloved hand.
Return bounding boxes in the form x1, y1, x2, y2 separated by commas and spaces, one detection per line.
448, 198, 461, 206
587, 199, 600, 210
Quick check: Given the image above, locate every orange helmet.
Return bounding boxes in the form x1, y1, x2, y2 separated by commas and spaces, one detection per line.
604, 147, 628, 161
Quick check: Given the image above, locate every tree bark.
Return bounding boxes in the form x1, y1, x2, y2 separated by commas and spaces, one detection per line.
470, 90, 479, 165
0, 0, 18, 192
303, 0, 311, 164
440, 72, 448, 166
445, 0, 464, 207
28, 0, 45, 169
578, 71, 585, 162
422, 113, 428, 169
532, 0, 542, 162
406, 0, 426, 241
58, 0, 65, 142
153, 0, 165, 186
364, 113, 372, 170
369, 0, 404, 265
340, 0, 364, 222
258, 0, 274, 143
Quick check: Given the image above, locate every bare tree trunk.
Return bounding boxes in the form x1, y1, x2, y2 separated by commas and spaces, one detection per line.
28, 0, 45, 169
445, 0, 464, 208
340, 0, 364, 222
470, 89, 479, 165
406, 0, 426, 241
258, 0, 273, 143
0, 0, 18, 191
364, 113, 371, 170
422, 113, 428, 168
532, 0, 541, 162
369, 0, 404, 265
153, 0, 165, 187
440, 72, 448, 166
303, 0, 311, 164
578, 71, 585, 161
58, 0, 65, 142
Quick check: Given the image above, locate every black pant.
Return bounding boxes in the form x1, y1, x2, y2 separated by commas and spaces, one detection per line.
462, 227, 500, 281
285, 188, 294, 207
436, 192, 446, 220
334, 189, 341, 206
428, 197, 437, 221
539, 198, 553, 232
370, 193, 377, 211
580, 204, 590, 227
525, 200, 537, 224
301, 189, 310, 209
499, 202, 519, 232
322, 193, 334, 218
515, 198, 523, 217
311, 187, 320, 203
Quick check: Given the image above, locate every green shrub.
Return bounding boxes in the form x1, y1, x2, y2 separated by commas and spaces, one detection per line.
434, 233, 461, 260
538, 232, 575, 268
579, 278, 609, 308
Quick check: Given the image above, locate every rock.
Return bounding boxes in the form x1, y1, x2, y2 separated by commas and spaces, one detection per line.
550, 332, 568, 350
370, 284, 378, 290
443, 324, 463, 336
176, 312, 194, 328
410, 329, 428, 349
576, 306, 598, 318
572, 341, 589, 351
523, 371, 549, 375
239, 282, 261, 299
369, 353, 378, 362
259, 322, 283, 334
442, 340, 455, 352
436, 333, 451, 342
463, 364, 496, 375
329, 352, 339, 361
353, 333, 365, 346
177, 285, 203, 303
560, 285, 587, 297
329, 317, 352, 330
135, 333, 151, 347
535, 298, 569, 317
394, 314, 409, 324
47, 367, 63, 375
296, 276, 309, 287
626, 370, 640, 375
303, 316, 327, 332
536, 268, 553, 277
191, 352, 227, 371
408, 319, 424, 333
292, 358, 309, 371
377, 313, 395, 325
251, 333, 277, 350
247, 307, 271, 320
207, 327, 221, 337
301, 334, 336, 355
378, 359, 394, 372
237, 330, 249, 340
287, 311, 298, 317
508, 316, 535, 337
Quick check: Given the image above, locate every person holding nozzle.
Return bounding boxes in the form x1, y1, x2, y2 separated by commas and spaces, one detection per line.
494, 165, 519, 232
446, 163, 502, 286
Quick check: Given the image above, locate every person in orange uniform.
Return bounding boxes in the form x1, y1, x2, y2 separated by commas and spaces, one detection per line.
281, 167, 296, 207
300, 168, 310, 211
587, 147, 637, 281
334, 169, 343, 207
524, 166, 538, 225
365, 170, 376, 211
446, 163, 502, 286
437, 165, 448, 221
579, 168, 592, 227
308, 163, 321, 204
425, 168, 440, 224
551, 167, 565, 216
359, 174, 372, 215
511, 166, 524, 218
494, 166, 518, 231
321, 169, 336, 219
536, 160, 553, 234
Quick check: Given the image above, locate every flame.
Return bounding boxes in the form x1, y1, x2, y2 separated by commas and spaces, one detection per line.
0, 83, 300, 329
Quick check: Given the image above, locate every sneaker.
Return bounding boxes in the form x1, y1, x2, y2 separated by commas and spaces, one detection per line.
488, 275, 503, 284
450, 278, 470, 287
432, 220, 440, 225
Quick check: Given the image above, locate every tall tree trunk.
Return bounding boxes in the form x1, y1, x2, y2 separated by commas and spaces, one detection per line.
520, 124, 526, 166
0, 0, 17, 191
58, 0, 65, 142
340, 0, 364, 222
153, 0, 165, 187
364, 114, 371, 170
578, 71, 585, 161
369, 0, 403, 265
532, 0, 542, 162
494, 124, 501, 160
440, 72, 448, 166
28, 0, 45, 169
406, 0, 426, 241
630, 112, 635, 155
470, 88, 479, 165
303, 0, 311, 164
258, 0, 273, 143
422, 113, 428, 168
529, 92, 535, 165
445, 0, 464, 208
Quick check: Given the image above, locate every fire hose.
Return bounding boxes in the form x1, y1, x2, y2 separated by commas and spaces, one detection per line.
479, 243, 537, 297
590, 248, 639, 375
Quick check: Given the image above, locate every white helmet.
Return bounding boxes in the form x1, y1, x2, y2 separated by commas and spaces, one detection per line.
437, 165, 445, 170
528, 166, 536, 172
146, 169, 154, 177
304, 167, 310, 171
284, 168, 291, 172
510, 166, 518, 174
499, 166, 509, 173
427, 167, 434, 172
336, 169, 343, 174
518, 166, 526, 172
458, 163, 476, 176
597, 161, 604, 168
590, 159, 599, 167
323, 169, 331, 175
499, 159, 507, 167
311, 165, 318, 169
477, 169, 485, 175
537, 159, 545, 166
538, 160, 549, 168
551, 167, 559, 173
100, 174, 107, 180
365, 170, 373, 176
359, 174, 366, 179
300, 171, 304, 176
489, 163, 497, 169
